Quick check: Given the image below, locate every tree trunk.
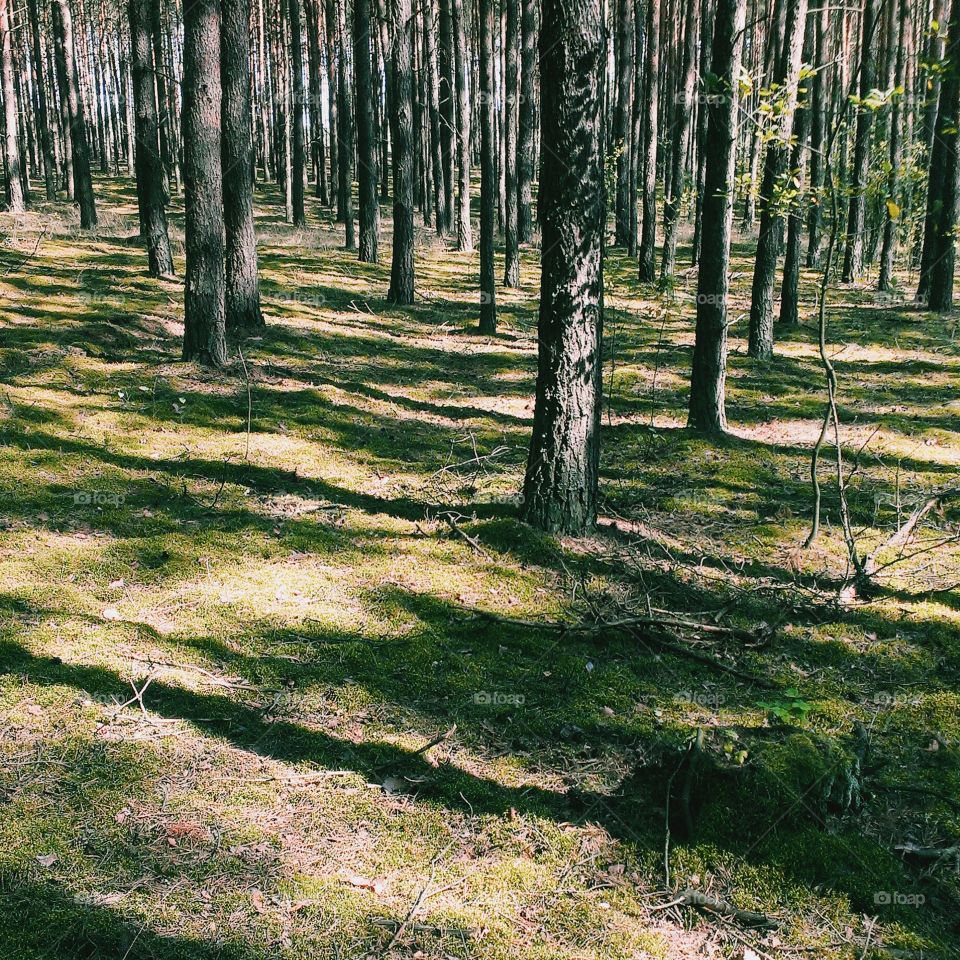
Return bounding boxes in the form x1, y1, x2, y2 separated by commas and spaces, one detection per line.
927, 0, 960, 310
659, 0, 699, 284
452, 0, 472, 250
388, 0, 416, 304
289, 0, 306, 225
222, 0, 264, 330
688, 0, 746, 433
804, 0, 827, 267
150, 0, 175, 197
182, 0, 227, 366
305, 0, 328, 201
0, 0, 25, 212
335, 0, 355, 246
840, 0, 878, 281
26, 0, 56, 200
691, 0, 716, 264
438, 0, 455, 233
479, 0, 497, 330
521, 0, 604, 535
637, 0, 659, 281
746, 0, 808, 360
516, 0, 536, 241
778, 17, 814, 327
53, 0, 97, 227
613, 0, 634, 246
878, 0, 907, 290
129, 0, 175, 277
424, 0, 447, 235
324, 0, 340, 207
355, 0, 380, 260
503, 0, 519, 284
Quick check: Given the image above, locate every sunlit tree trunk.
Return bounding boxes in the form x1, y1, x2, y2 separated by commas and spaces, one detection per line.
521, 0, 604, 535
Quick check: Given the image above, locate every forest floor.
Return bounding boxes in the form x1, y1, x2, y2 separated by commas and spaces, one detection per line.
1, 180, 959, 960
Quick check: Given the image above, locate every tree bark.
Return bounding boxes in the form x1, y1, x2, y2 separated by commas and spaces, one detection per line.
503, 0, 520, 284
26, 0, 56, 200
746, 0, 808, 359
804, 0, 827, 267
840, 0, 878, 282
479, 0, 497, 330
516, 0, 536, 241
424, 0, 447, 235
927, 0, 960, 310
182, 0, 227, 366
452, 0, 472, 249
637, 0, 659, 281
521, 0, 604, 535
438, 0, 455, 233
289, 0, 307, 225
355, 0, 380, 260
688, 0, 746, 433
335, 0, 355, 246
0, 0, 25, 212
613, 0, 634, 247
222, 0, 264, 330
52, 0, 97, 227
878, 0, 907, 290
388, 0, 416, 304
129, 0, 175, 277
659, 0, 699, 284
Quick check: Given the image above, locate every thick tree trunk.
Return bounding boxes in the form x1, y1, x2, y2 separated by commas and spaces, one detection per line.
26, 0, 56, 200
688, 0, 746, 433
388, 0, 416, 304
129, 0, 175, 277
182, 0, 227, 366
659, 0, 699, 284
521, 0, 604, 536
503, 0, 520, 284
53, 0, 97, 227
516, 0, 536, 241
222, 0, 264, 330
841, 0, 877, 282
746, 0, 808, 360
289, 0, 306, 225
479, 0, 497, 330
927, 0, 960, 310
637, 0, 659, 281
0, 0, 25, 212
452, 0, 472, 250
355, 0, 380, 261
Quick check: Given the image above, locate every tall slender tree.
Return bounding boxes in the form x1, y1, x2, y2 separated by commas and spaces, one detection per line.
52, 0, 97, 227
26, 0, 56, 201
841, 0, 878, 281
289, 0, 307, 225
516, 0, 536, 241
129, 0, 175, 277
479, 0, 497, 331
503, 0, 520, 284
637, 0, 659, 281
451, 0, 472, 250
388, 0, 416, 304
613, 0, 634, 247
746, 0, 809, 360
926, 0, 960, 310
521, 0, 604, 535
688, 0, 746, 433
355, 0, 380, 261
0, 0, 25, 212
222, 0, 264, 330
182, 0, 227, 366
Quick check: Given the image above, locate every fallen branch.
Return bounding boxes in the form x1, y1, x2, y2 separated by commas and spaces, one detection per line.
653, 887, 777, 928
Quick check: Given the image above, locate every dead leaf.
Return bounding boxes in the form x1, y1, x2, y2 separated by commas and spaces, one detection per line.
36, 854, 58, 868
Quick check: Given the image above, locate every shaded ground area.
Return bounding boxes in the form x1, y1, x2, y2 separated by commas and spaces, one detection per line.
1, 179, 959, 959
